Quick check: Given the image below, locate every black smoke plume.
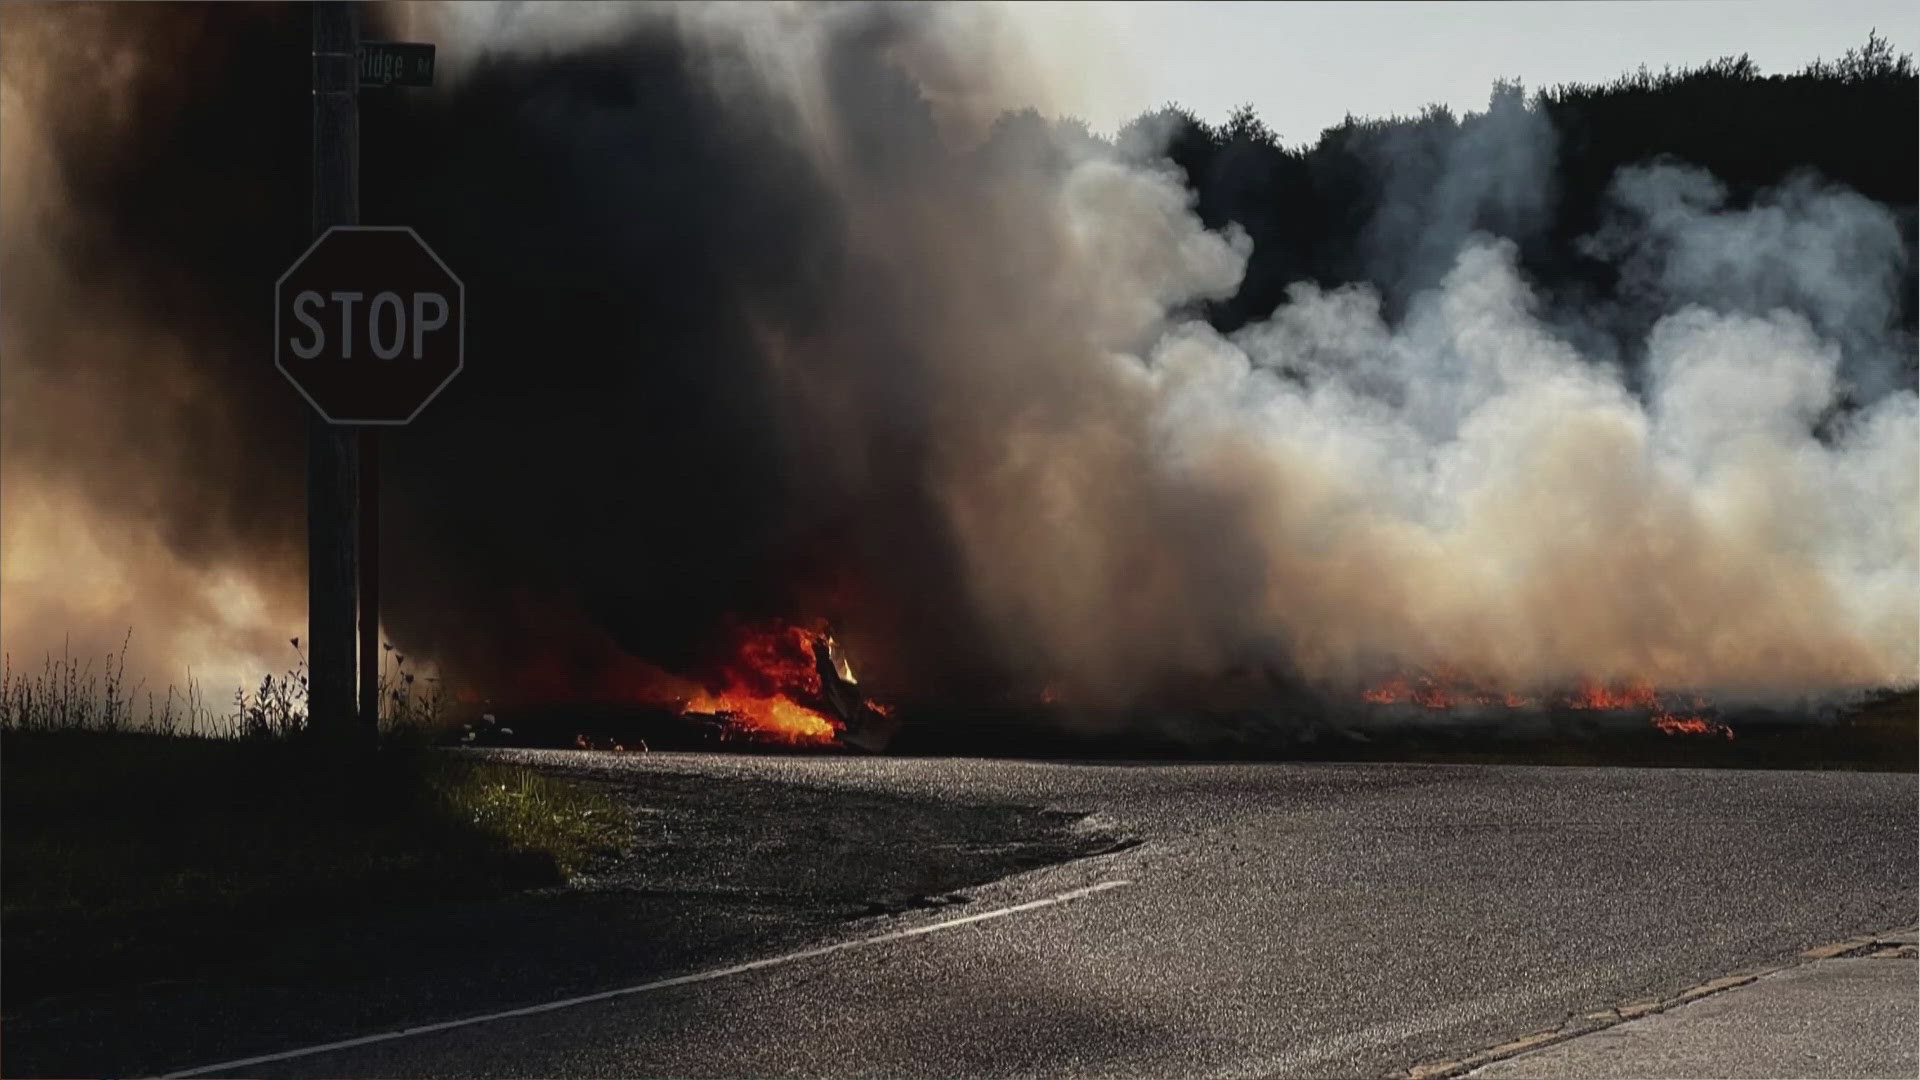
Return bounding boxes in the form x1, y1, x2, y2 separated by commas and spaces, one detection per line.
3, 4, 1913, 717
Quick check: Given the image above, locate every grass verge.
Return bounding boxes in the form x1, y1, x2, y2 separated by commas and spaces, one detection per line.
1, 730, 624, 1006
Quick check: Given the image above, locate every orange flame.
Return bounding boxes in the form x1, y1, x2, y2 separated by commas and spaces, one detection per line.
1359, 671, 1732, 738
1565, 677, 1660, 710
1359, 667, 1534, 709
669, 620, 843, 745
1651, 713, 1734, 739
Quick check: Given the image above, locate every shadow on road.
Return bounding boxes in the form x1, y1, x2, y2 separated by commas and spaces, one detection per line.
2, 761, 1129, 1079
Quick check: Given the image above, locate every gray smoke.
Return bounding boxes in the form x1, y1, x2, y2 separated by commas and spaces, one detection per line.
1357, 81, 1559, 305
2, 2, 1912, 714
1584, 161, 1916, 400
0, 4, 308, 699
667, 5, 1917, 701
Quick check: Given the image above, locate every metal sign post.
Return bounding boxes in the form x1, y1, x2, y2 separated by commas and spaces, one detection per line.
310, 1, 359, 741
297, 6, 453, 741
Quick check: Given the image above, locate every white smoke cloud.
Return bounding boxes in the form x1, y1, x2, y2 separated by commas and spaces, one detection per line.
787, 82, 1917, 699
1130, 224, 1913, 697
1586, 161, 1915, 398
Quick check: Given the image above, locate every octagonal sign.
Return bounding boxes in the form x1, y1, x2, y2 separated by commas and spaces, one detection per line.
276, 226, 464, 425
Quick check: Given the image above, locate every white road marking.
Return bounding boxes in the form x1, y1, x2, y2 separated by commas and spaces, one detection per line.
159, 879, 1134, 1078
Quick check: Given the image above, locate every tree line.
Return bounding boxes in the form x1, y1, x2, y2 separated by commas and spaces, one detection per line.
1107, 32, 1917, 334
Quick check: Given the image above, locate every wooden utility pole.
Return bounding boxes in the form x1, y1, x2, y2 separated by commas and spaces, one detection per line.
360, 429, 379, 731
310, 1, 361, 740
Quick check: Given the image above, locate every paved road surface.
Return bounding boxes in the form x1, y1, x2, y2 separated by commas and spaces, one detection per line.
214, 753, 1913, 1078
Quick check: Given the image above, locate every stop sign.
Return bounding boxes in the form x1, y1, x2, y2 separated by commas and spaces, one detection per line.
276, 226, 464, 424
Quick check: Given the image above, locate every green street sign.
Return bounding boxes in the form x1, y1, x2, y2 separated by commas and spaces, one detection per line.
359, 42, 434, 88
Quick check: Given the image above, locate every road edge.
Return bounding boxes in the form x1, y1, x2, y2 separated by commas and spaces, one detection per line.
154, 879, 1137, 1079
1389, 924, 1920, 1080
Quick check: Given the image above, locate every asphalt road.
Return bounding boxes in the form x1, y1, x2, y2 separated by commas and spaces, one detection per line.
210, 752, 1913, 1079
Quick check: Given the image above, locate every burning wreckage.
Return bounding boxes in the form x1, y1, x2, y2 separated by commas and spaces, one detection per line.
522, 621, 899, 754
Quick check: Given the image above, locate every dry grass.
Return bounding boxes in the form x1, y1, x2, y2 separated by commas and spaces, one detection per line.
0, 632, 624, 1005
1, 631, 455, 740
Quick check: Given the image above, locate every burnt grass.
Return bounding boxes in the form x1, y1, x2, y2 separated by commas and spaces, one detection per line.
0, 734, 1126, 1079
889, 693, 1919, 771
470, 691, 1917, 771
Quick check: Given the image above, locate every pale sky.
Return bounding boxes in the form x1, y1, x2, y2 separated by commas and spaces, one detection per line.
1003, 1, 1920, 143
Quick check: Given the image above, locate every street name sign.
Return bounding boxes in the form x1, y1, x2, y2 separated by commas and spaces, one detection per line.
359, 41, 435, 88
